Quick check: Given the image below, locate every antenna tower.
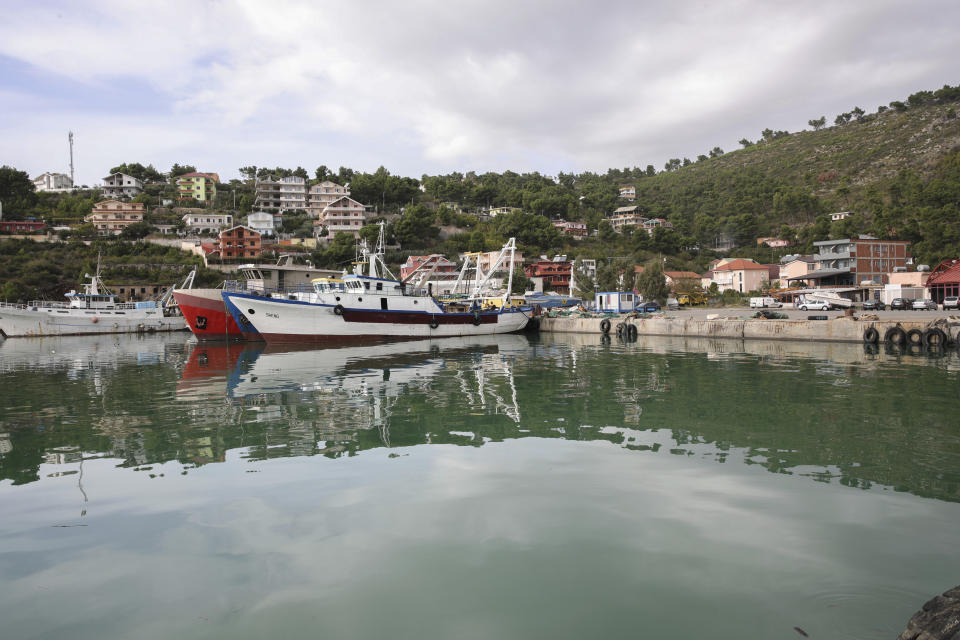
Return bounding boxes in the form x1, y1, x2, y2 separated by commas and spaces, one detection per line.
68, 131, 75, 186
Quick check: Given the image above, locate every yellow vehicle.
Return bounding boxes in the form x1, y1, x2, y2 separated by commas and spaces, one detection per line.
677, 292, 708, 306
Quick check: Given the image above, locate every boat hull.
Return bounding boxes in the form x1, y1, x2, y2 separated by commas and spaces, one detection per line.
173, 288, 259, 341
222, 292, 530, 344
0, 304, 186, 338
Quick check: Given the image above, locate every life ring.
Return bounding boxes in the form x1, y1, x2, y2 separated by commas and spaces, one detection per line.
429, 316, 439, 329
599, 318, 611, 334
862, 327, 879, 344
627, 323, 638, 338
923, 327, 947, 347
906, 328, 923, 345
91, 317, 98, 323
334, 304, 344, 316
883, 326, 907, 345
472, 312, 481, 326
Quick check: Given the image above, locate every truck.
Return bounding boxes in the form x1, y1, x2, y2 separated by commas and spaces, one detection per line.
749, 296, 782, 308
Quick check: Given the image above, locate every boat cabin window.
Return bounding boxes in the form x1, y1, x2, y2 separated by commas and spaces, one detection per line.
376, 282, 383, 291
363, 282, 370, 290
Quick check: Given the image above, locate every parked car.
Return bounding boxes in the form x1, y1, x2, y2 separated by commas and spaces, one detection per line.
912, 299, 938, 310
797, 298, 830, 311
862, 299, 886, 311
943, 296, 960, 311
637, 301, 661, 313
890, 298, 910, 310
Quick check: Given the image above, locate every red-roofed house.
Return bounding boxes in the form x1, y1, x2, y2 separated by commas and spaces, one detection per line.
663, 271, 701, 290
710, 259, 770, 293
525, 259, 572, 294
926, 259, 960, 303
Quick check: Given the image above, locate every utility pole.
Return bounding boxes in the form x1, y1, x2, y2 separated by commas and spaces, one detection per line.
68, 131, 75, 186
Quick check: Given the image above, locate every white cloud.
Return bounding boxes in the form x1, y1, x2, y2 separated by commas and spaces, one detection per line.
0, 0, 958, 183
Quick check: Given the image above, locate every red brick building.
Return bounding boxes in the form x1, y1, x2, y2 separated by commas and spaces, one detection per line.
525, 260, 572, 293
0, 220, 46, 233
218, 225, 262, 260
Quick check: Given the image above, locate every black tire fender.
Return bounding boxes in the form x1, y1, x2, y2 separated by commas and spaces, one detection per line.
616, 322, 625, 336
334, 304, 345, 316
627, 323, 638, 338
906, 328, 923, 345
884, 326, 907, 345
429, 316, 439, 329
922, 327, 947, 347
600, 318, 611, 334
862, 327, 879, 344
472, 312, 481, 326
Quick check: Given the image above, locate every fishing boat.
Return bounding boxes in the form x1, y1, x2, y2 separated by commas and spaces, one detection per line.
0, 265, 189, 338
221, 226, 531, 344
173, 260, 339, 341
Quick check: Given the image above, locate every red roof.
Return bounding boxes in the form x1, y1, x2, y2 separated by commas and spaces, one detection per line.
178, 172, 220, 182
927, 259, 960, 285
664, 271, 700, 279
713, 259, 769, 271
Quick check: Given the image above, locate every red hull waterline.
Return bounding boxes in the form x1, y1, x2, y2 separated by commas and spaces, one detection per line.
173, 289, 259, 341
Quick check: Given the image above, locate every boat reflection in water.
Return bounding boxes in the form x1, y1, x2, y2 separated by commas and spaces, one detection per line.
178, 335, 530, 457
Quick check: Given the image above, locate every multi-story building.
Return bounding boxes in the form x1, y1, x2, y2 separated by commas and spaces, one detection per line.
778, 255, 816, 288
85, 200, 145, 235
609, 206, 646, 231
181, 212, 233, 235
306, 181, 350, 217
315, 196, 371, 238
400, 255, 458, 281
525, 259, 573, 294
217, 225, 262, 260
801, 236, 911, 287
472, 249, 525, 275
176, 172, 219, 202
101, 173, 143, 199
246, 211, 277, 237
710, 259, 770, 293
619, 185, 636, 201
255, 175, 307, 212
33, 172, 73, 192
553, 220, 588, 238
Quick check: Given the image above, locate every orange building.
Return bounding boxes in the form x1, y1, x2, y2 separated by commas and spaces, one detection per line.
218, 225, 262, 260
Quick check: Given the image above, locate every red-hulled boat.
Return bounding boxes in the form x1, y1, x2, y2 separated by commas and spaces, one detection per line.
174, 288, 247, 340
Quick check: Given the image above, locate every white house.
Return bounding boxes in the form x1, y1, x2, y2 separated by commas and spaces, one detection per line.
246, 211, 276, 237
182, 212, 233, 234
102, 172, 143, 198
33, 172, 73, 192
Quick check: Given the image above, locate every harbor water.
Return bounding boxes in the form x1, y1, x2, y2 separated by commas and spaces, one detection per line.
1, 332, 959, 639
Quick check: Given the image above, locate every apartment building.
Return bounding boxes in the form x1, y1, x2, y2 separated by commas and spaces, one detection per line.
177, 172, 220, 202
314, 196, 371, 238
255, 175, 307, 211
246, 211, 277, 237
218, 225, 262, 260
525, 259, 573, 294
85, 200, 145, 235
553, 220, 588, 238
619, 185, 636, 201
800, 236, 911, 287
101, 173, 143, 199
306, 181, 350, 217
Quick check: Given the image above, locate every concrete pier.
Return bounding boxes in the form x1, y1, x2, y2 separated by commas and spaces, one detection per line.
539, 314, 960, 344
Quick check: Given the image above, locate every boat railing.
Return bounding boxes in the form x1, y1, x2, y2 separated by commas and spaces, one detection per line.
223, 280, 315, 296
0, 300, 72, 310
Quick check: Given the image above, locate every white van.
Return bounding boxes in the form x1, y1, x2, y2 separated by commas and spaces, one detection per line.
749, 296, 782, 308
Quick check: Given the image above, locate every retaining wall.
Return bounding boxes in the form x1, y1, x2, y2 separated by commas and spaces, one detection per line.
539, 315, 959, 344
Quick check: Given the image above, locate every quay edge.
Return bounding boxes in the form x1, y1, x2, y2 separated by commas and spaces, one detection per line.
539, 315, 959, 344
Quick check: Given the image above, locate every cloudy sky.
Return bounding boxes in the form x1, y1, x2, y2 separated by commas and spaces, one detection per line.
1, 0, 957, 186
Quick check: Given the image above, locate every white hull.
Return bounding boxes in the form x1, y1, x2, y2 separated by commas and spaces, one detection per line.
0, 305, 186, 337
223, 293, 529, 344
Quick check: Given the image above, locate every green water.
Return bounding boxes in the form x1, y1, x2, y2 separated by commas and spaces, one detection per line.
1, 332, 959, 639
